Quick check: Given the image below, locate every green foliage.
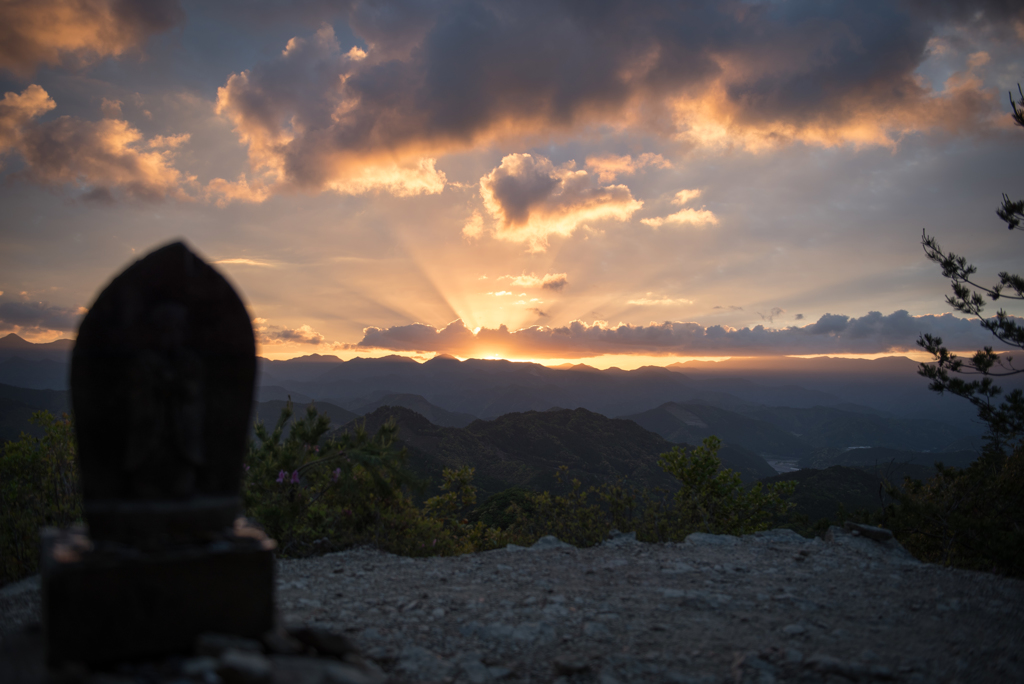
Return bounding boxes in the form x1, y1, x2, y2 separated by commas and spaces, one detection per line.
883, 448, 1024, 576
497, 437, 796, 546
654, 437, 796, 538
895, 84, 1024, 576
0, 411, 80, 586
0, 402, 805, 586
243, 400, 421, 556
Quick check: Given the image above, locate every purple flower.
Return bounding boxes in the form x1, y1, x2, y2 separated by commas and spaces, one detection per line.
290, 470, 300, 484
276, 470, 287, 483
244, 464, 250, 473
331, 468, 341, 482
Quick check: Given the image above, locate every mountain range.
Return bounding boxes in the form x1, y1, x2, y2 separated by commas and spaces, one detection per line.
0, 334, 989, 460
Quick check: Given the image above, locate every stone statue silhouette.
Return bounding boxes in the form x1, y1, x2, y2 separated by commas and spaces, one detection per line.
71, 241, 256, 542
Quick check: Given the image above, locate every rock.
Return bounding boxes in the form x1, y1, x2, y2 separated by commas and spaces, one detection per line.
733, 652, 778, 684
512, 621, 555, 643
488, 665, 513, 679
286, 626, 357, 659
529, 536, 574, 551
781, 624, 806, 636
844, 521, 894, 541
752, 529, 806, 543
323, 661, 385, 684
197, 633, 265, 657
603, 530, 640, 547
181, 656, 220, 677
268, 655, 331, 684
553, 656, 590, 675
458, 657, 493, 684
219, 649, 272, 684
583, 621, 613, 640
261, 628, 305, 655
683, 533, 741, 546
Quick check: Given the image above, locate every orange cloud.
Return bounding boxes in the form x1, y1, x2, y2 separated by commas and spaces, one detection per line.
0, 85, 192, 200
641, 189, 718, 229
253, 318, 328, 346
477, 153, 642, 252
0, 0, 183, 75
585, 153, 672, 183
501, 273, 569, 291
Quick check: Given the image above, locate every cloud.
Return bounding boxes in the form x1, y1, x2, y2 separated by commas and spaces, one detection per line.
478, 153, 642, 251
0, 0, 184, 75
627, 296, 694, 306
0, 85, 193, 200
352, 310, 1012, 358
100, 98, 122, 118
252, 318, 326, 346
214, 258, 274, 267
207, 1, 1010, 202
585, 153, 672, 183
758, 307, 786, 324
795, 313, 805, 320
0, 294, 85, 335
212, 24, 447, 202
501, 273, 569, 291
205, 174, 270, 207
641, 188, 718, 228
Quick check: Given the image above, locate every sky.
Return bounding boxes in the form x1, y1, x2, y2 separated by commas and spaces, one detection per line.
1, 0, 1023, 368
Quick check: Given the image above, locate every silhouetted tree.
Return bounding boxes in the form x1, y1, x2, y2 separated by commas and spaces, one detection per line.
884, 85, 1024, 576
917, 84, 1024, 456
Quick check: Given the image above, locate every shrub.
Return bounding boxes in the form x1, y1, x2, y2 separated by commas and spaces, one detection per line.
500, 437, 797, 546
0, 411, 80, 586
883, 447, 1024, 576
243, 401, 420, 556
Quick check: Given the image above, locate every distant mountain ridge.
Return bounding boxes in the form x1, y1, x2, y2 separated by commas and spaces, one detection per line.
622, 402, 814, 461
334, 406, 778, 497
0, 338, 986, 455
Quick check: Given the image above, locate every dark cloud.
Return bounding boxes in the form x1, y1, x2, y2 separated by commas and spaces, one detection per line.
81, 187, 115, 204
354, 310, 1010, 358
0, 0, 184, 75
476, 153, 641, 250
214, 0, 1006, 200
541, 275, 568, 292
0, 295, 84, 333
794, 313, 804, 320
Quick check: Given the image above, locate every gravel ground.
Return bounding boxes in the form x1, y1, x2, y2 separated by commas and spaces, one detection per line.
2, 527, 1023, 683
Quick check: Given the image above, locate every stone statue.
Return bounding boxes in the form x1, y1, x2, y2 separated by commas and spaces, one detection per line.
44, 241, 274, 667
70, 241, 256, 543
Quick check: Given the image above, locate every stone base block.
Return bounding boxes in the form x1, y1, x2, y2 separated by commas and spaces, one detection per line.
41, 526, 275, 668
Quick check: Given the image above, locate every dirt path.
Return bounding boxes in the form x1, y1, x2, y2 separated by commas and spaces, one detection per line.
3, 527, 1023, 683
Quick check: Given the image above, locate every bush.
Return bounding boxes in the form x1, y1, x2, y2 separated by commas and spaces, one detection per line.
499, 437, 796, 546
0, 411, 80, 586
883, 447, 1024, 576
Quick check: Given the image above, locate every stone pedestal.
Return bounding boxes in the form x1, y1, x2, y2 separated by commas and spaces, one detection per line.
41, 524, 275, 668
